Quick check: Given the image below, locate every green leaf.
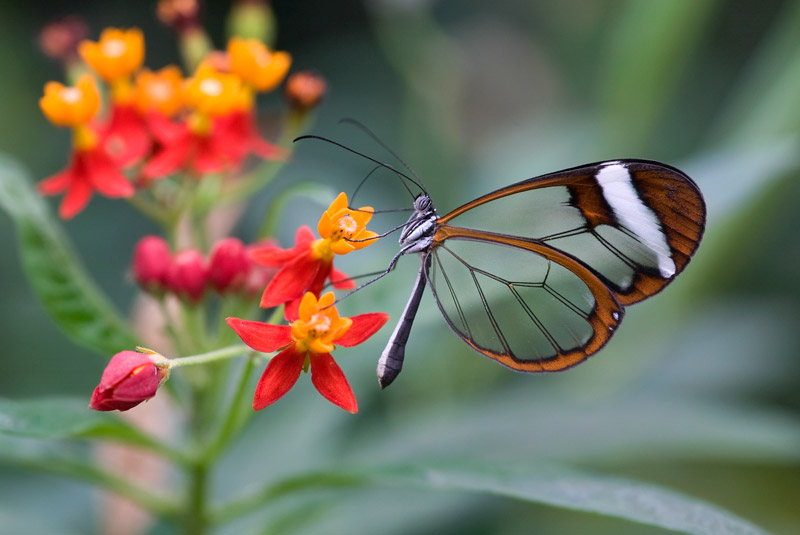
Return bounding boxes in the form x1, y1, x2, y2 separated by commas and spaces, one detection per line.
596, 0, 721, 151
0, 397, 183, 462
216, 462, 768, 535
0, 438, 178, 517
0, 154, 138, 356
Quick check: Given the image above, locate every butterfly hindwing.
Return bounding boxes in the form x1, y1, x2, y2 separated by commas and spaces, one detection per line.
426, 227, 623, 371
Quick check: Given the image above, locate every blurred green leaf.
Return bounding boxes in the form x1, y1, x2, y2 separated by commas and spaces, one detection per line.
0, 397, 184, 463
219, 461, 768, 535
0, 154, 138, 356
597, 0, 720, 150
709, 1, 800, 145
0, 437, 178, 516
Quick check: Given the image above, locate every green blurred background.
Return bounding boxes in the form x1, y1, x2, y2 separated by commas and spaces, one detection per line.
1, 1, 799, 534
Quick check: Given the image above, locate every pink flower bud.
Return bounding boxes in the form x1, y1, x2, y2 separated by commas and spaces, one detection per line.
89, 350, 170, 412
208, 237, 250, 293
242, 263, 277, 297
167, 249, 208, 303
132, 235, 172, 294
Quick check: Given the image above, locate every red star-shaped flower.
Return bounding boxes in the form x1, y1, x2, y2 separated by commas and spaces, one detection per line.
250, 192, 378, 318
227, 291, 389, 413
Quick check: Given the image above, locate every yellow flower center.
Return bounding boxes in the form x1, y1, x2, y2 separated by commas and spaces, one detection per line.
199, 77, 223, 97
290, 292, 352, 355
101, 38, 127, 58
331, 214, 358, 241
310, 238, 333, 262
187, 111, 211, 135
61, 87, 83, 104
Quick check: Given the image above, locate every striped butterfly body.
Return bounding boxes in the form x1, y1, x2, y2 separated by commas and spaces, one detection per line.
377, 159, 706, 387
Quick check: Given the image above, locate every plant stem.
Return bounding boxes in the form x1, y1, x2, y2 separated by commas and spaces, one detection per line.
202, 354, 256, 462
169, 344, 250, 368
127, 192, 170, 226
184, 460, 209, 535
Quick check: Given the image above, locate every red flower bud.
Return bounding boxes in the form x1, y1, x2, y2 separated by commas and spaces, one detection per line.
132, 235, 172, 294
208, 237, 250, 293
167, 249, 208, 303
89, 350, 170, 412
285, 71, 327, 112
38, 16, 89, 65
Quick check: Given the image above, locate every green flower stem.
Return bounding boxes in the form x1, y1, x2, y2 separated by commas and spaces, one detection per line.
169, 344, 251, 369
157, 297, 189, 357
201, 353, 256, 462
181, 301, 211, 354
184, 460, 209, 535
127, 192, 170, 226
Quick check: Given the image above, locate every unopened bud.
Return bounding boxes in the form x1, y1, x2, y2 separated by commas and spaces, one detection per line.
89, 350, 170, 411
208, 237, 250, 293
157, 0, 202, 33
132, 235, 172, 294
285, 71, 326, 112
38, 16, 89, 65
167, 249, 208, 302
226, 0, 276, 46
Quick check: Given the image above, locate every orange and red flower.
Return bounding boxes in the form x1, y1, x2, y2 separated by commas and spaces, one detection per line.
216, 37, 291, 164
227, 291, 388, 413
144, 64, 244, 178
80, 28, 150, 167
251, 192, 378, 317
38, 74, 134, 218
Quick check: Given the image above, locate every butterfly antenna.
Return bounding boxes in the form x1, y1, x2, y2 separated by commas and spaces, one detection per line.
339, 118, 429, 195
294, 134, 422, 198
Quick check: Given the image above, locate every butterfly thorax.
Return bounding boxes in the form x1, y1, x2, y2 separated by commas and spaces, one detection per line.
399, 194, 438, 254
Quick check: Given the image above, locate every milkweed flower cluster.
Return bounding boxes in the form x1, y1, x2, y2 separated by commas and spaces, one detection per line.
45, 6, 391, 418
39, 23, 294, 218
23, 4, 394, 532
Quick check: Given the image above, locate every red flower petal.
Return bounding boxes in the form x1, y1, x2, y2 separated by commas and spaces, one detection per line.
283, 261, 332, 321
102, 105, 151, 167
146, 112, 186, 144
144, 135, 191, 178
330, 267, 356, 290
251, 137, 288, 161
59, 176, 93, 219
84, 149, 134, 198
226, 317, 291, 353
253, 345, 306, 410
294, 226, 315, 246
250, 244, 295, 266
193, 134, 230, 174
310, 352, 357, 413
336, 313, 390, 347
260, 251, 321, 308
38, 167, 75, 195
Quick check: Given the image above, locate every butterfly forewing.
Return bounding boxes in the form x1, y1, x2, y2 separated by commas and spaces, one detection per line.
427, 229, 624, 371
437, 160, 706, 305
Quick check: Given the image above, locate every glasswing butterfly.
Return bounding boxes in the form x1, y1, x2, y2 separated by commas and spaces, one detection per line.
298, 130, 706, 388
